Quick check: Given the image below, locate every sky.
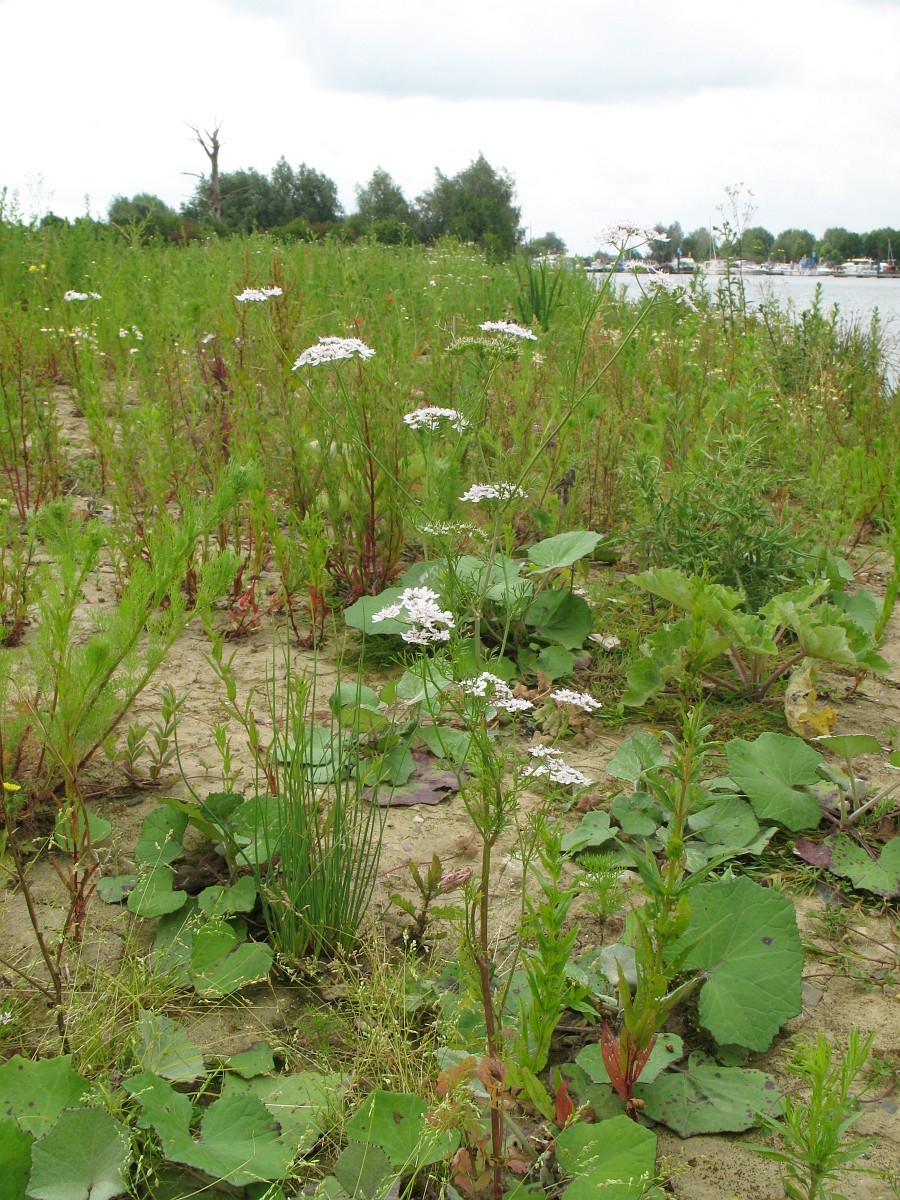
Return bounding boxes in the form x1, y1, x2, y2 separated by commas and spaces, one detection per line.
2, 0, 899, 255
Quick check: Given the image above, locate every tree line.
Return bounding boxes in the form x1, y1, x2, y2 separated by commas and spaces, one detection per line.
104, 154, 527, 258
647, 222, 898, 265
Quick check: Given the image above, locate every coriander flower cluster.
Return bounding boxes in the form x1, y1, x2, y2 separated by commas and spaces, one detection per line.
479, 320, 537, 341
372, 586, 454, 645
549, 689, 602, 713
235, 285, 283, 303
461, 673, 533, 713
293, 337, 376, 368
403, 407, 469, 433
600, 222, 668, 251
521, 745, 592, 789
459, 482, 527, 504
63, 290, 102, 301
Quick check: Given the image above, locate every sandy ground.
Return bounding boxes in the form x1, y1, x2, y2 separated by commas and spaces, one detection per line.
0, 389, 898, 1198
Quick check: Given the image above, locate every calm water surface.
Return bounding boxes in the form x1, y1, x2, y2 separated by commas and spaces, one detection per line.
614, 271, 900, 381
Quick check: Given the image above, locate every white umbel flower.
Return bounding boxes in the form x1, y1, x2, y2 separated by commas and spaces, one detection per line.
372, 586, 454, 644
293, 337, 376, 368
479, 320, 537, 341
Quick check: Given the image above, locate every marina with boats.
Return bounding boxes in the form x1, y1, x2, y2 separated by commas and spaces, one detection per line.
586, 252, 896, 278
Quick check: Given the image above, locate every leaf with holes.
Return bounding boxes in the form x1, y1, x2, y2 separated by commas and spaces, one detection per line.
825, 834, 900, 898
0, 1055, 88, 1138
27, 1107, 132, 1200
666, 875, 803, 1051
345, 1091, 457, 1171
636, 1052, 780, 1137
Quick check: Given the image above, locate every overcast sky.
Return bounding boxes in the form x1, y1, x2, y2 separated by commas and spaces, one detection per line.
2, 0, 898, 253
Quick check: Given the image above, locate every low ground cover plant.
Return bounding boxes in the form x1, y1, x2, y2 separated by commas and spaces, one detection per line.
0, 219, 897, 1198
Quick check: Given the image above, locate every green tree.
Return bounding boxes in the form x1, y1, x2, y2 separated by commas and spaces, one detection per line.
649, 221, 683, 262
108, 193, 176, 224
772, 228, 816, 262
741, 225, 775, 262
272, 160, 343, 226
415, 154, 522, 256
682, 226, 715, 260
818, 227, 862, 262
526, 231, 567, 257
354, 167, 411, 224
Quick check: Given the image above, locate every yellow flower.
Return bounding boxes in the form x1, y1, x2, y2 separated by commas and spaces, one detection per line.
2, 781, 21, 793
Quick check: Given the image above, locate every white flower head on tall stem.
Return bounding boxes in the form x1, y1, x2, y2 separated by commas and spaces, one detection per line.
292, 336, 376, 369
550, 689, 602, 713
403, 407, 469, 433
64, 290, 101, 301
600, 223, 668, 253
459, 482, 527, 504
235, 286, 283, 303
479, 320, 537, 341
461, 672, 533, 714
371, 586, 454, 645
520, 745, 591, 788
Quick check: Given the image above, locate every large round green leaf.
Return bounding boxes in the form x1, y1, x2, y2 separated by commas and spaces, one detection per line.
726, 732, 823, 831
526, 531, 603, 573
556, 1113, 657, 1200
667, 876, 803, 1051
27, 1107, 131, 1200
0, 1055, 88, 1138
636, 1052, 779, 1136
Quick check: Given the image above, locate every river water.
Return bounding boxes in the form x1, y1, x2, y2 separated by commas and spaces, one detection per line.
613, 270, 900, 382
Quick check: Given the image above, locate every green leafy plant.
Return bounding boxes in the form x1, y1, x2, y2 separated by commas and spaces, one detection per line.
750, 1030, 877, 1200
622, 567, 887, 709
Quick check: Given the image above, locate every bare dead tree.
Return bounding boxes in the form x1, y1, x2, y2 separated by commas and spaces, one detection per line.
186, 121, 223, 222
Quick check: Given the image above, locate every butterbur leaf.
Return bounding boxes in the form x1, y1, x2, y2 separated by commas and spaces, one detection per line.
0, 1116, 32, 1200
134, 807, 188, 866
124, 1074, 292, 1186
189, 919, 273, 995
27, 1107, 132, 1200
816, 734, 882, 760
225, 1043, 276, 1078
636, 1052, 779, 1137
726, 732, 823, 831
666, 876, 803, 1051
0, 1055, 88, 1137
555, 1114, 656, 1200
133, 1011, 204, 1082
524, 589, 592, 649
52, 805, 111, 853
127, 865, 188, 917
222, 1070, 346, 1152
96, 874, 138, 904
824, 834, 900, 897
606, 733, 667, 783
561, 810, 614, 854
197, 874, 258, 917
345, 1091, 457, 1170
527, 531, 603, 573
333, 1140, 395, 1200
